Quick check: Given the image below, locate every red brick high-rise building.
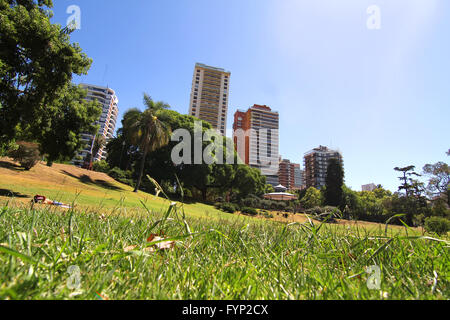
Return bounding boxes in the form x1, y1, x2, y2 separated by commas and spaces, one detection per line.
232, 105, 279, 186
278, 159, 303, 190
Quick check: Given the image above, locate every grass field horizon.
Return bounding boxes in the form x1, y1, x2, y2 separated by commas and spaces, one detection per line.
0, 157, 426, 233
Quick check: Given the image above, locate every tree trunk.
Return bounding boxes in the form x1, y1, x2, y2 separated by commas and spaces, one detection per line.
202, 188, 207, 202
134, 145, 148, 193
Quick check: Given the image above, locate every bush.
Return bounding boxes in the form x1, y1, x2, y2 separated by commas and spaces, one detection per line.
424, 217, 450, 235
261, 211, 274, 219
241, 207, 258, 216
1, 140, 18, 157
304, 206, 342, 223
260, 200, 272, 209
216, 202, 237, 214
240, 196, 260, 209
108, 167, 134, 187
432, 198, 450, 219
92, 160, 110, 173
8, 141, 41, 170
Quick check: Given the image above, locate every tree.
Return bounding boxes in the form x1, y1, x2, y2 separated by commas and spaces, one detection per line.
82, 134, 106, 170
300, 187, 323, 209
106, 130, 139, 172
373, 185, 392, 199
423, 162, 450, 206
394, 166, 421, 198
0, 1, 93, 148
431, 198, 450, 219
124, 94, 171, 193
324, 158, 344, 208
31, 84, 101, 166
232, 165, 266, 199
8, 141, 40, 170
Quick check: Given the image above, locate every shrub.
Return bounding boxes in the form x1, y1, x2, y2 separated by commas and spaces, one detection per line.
109, 167, 129, 180
215, 197, 224, 203
217, 202, 237, 214
261, 211, 274, 219
305, 206, 342, 223
241, 207, 258, 216
432, 198, 450, 219
305, 207, 323, 215
240, 197, 260, 209
108, 167, 134, 187
92, 160, 110, 173
260, 200, 272, 209
1, 140, 18, 157
424, 217, 450, 235
8, 141, 41, 170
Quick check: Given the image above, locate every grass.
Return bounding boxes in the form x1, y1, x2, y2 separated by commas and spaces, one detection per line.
0, 157, 425, 234
0, 199, 448, 300
0, 158, 234, 221
1, 159, 448, 300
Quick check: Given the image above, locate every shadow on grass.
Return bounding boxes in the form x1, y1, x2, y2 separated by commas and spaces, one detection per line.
61, 170, 124, 191
0, 189, 30, 198
0, 160, 24, 172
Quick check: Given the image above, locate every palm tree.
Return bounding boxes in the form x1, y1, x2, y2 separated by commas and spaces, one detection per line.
124, 94, 171, 193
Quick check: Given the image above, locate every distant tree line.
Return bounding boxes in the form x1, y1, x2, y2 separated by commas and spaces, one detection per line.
292, 154, 449, 234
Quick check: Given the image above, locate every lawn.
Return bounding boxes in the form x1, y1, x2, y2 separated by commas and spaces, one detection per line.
1, 158, 448, 300
0, 157, 424, 235
0, 204, 448, 300
0, 157, 233, 221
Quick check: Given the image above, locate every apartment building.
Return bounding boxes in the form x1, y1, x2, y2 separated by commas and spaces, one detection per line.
72, 84, 119, 167
362, 183, 377, 192
188, 63, 231, 136
293, 163, 304, 190
278, 159, 304, 190
233, 105, 279, 186
303, 145, 343, 190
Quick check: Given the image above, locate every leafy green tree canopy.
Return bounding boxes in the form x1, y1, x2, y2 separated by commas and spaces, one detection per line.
0, 0, 92, 147
300, 187, 323, 209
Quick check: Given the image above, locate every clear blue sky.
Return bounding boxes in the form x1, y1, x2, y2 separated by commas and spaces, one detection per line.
50, 0, 450, 192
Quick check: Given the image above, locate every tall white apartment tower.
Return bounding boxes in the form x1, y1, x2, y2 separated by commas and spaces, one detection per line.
72, 84, 119, 167
188, 63, 231, 136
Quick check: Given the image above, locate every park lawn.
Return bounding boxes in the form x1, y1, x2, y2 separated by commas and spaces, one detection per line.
0, 157, 236, 221
1, 159, 448, 300
0, 204, 448, 300
0, 157, 423, 237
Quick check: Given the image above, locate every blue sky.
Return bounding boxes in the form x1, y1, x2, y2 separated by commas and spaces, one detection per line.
50, 0, 449, 192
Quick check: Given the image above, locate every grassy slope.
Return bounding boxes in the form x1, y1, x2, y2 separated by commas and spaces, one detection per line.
0, 157, 233, 220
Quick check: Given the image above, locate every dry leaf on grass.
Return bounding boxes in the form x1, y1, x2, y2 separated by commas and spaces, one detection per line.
147, 233, 175, 251
123, 234, 175, 253
123, 245, 137, 252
